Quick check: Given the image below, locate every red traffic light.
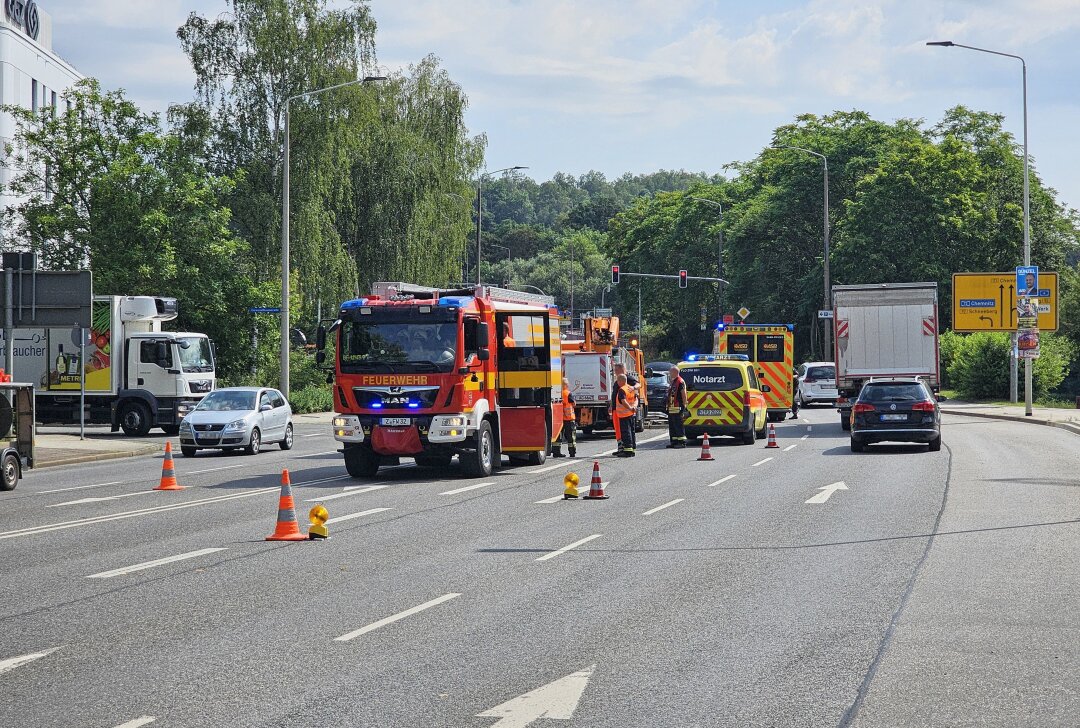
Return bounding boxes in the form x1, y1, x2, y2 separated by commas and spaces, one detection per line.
611, 265, 620, 284
679, 269, 688, 288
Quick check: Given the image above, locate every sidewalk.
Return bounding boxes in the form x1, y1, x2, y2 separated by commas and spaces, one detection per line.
31, 411, 336, 468
941, 399, 1080, 436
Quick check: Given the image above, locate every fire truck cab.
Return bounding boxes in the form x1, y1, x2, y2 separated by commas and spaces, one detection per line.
320, 282, 563, 478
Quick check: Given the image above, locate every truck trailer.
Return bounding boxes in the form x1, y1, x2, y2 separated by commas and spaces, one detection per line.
833, 282, 940, 430
0, 296, 216, 435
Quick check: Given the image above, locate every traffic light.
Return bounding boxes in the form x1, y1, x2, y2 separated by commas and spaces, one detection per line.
679, 269, 688, 288
611, 265, 620, 284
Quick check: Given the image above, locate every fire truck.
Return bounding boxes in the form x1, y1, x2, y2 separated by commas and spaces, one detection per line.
713, 322, 796, 422
318, 282, 564, 478
561, 315, 646, 435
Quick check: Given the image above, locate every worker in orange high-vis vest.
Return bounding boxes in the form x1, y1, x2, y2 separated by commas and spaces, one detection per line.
613, 373, 637, 457
609, 362, 638, 452
552, 377, 577, 458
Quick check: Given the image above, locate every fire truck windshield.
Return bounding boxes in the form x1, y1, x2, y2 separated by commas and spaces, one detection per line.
340, 321, 458, 373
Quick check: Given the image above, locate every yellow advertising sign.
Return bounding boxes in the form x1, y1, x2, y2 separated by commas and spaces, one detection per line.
952, 272, 1058, 332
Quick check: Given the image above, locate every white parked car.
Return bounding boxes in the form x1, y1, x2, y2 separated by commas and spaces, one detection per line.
796, 362, 837, 406
179, 387, 294, 456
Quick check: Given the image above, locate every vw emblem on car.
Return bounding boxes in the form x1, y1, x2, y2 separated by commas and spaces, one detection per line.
889, 404, 897, 411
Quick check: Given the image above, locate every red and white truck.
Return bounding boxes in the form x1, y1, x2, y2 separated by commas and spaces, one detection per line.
833, 282, 940, 430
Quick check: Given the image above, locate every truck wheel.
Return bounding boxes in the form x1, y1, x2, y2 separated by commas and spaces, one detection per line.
0, 452, 18, 491
461, 420, 495, 478
582, 426, 594, 436
120, 402, 152, 437
527, 423, 549, 465
161, 425, 180, 435
634, 406, 646, 433
344, 444, 380, 478
840, 413, 851, 432
742, 424, 757, 445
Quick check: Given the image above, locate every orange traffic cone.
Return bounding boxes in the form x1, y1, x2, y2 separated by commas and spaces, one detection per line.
154, 441, 184, 491
583, 460, 609, 500
765, 423, 779, 449
266, 469, 308, 541
697, 434, 714, 461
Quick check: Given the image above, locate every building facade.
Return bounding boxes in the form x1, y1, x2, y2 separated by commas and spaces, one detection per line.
1, 1, 83, 224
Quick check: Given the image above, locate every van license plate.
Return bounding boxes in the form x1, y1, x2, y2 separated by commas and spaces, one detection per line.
380, 417, 411, 426
880, 414, 907, 421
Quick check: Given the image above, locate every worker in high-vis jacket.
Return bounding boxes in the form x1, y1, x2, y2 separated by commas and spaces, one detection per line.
609, 362, 639, 452
665, 365, 688, 448
613, 373, 638, 457
552, 377, 577, 458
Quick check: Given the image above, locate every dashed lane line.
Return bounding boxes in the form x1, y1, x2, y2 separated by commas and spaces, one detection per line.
86, 548, 227, 579
536, 534, 602, 562
112, 718, 156, 728
304, 485, 386, 503
439, 482, 495, 496
326, 507, 392, 524
801, 434, 809, 440
47, 491, 157, 508
642, 499, 684, 516
751, 457, 774, 467
334, 593, 461, 642
39, 481, 125, 495
783, 444, 798, 452
706, 475, 736, 487
0, 647, 60, 676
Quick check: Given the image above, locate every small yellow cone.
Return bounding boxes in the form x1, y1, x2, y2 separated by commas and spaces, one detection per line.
308, 504, 329, 540
563, 472, 580, 499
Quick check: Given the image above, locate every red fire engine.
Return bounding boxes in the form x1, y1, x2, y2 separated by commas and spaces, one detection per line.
317, 282, 564, 478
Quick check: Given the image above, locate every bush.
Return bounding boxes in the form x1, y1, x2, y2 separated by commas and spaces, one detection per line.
947, 332, 1011, 399
938, 330, 962, 388
290, 385, 333, 414
1032, 333, 1075, 398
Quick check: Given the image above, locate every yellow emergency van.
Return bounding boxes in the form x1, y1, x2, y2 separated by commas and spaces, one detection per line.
677, 354, 769, 445
714, 323, 795, 422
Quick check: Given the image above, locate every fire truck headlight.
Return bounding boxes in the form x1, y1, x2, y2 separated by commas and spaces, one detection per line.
333, 417, 350, 427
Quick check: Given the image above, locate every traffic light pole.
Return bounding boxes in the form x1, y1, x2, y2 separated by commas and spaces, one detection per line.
611, 268, 729, 333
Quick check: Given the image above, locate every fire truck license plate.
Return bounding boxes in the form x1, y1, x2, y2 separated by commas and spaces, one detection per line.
380, 417, 411, 426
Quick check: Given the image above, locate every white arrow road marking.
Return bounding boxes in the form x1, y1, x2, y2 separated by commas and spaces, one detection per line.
752, 457, 773, 467
87, 548, 227, 579
304, 485, 387, 502
536, 534, 601, 562
326, 507, 392, 524
642, 498, 684, 516
47, 491, 157, 508
112, 717, 156, 727
439, 482, 495, 496
805, 481, 848, 504
334, 593, 461, 642
477, 665, 596, 728
0, 647, 60, 676
707, 475, 736, 487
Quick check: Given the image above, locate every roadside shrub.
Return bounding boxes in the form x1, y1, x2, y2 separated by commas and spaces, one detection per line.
290, 385, 333, 414
938, 330, 962, 388
947, 332, 1010, 399
1032, 333, 1075, 398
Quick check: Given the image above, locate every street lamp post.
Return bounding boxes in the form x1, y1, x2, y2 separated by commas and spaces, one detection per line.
928, 40, 1031, 416
476, 166, 527, 285
281, 74, 386, 397
690, 196, 724, 320
768, 146, 830, 360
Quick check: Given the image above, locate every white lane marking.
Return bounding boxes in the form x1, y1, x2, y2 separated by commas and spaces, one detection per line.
597, 448, 618, 457
87, 548, 227, 579
439, 482, 495, 496
305, 485, 387, 503
39, 480, 125, 494
0, 488, 280, 541
528, 460, 581, 474
751, 457, 773, 467
783, 444, 798, 452
805, 481, 848, 504
326, 507, 392, 524
299, 450, 340, 458
0, 647, 60, 676
707, 475, 736, 487
642, 498, 684, 516
301, 433, 322, 438
334, 593, 461, 642
477, 664, 596, 726
112, 718, 156, 728
188, 463, 248, 475
46, 491, 157, 508
536, 534, 602, 562
535, 483, 606, 504
801, 434, 809, 441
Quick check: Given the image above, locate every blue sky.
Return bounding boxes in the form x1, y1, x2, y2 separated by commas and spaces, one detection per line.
42, 0, 1080, 212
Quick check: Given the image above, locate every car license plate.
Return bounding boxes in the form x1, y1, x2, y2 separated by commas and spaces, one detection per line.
380, 417, 411, 426
881, 414, 907, 421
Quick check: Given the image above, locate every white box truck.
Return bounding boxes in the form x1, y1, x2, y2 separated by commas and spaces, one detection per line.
0, 295, 215, 435
833, 282, 940, 430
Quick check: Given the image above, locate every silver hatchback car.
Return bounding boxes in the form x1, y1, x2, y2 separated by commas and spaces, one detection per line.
179, 387, 294, 457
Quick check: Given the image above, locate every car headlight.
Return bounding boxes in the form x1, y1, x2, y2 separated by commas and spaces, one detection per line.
333, 416, 350, 427
179, 421, 192, 433
224, 419, 247, 432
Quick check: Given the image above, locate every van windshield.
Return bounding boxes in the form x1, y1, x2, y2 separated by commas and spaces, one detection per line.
681, 366, 744, 392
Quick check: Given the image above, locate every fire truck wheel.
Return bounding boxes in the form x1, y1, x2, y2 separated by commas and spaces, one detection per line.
634, 405, 646, 433
527, 424, 549, 465
461, 420, 494, 478
344, 445, 380, 478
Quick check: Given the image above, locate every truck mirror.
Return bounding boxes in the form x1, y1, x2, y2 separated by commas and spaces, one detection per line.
179, 339, 191, 349
477, 349, 489, 362
476, 322, 490, 346
761, 384, 771, 393
316, 351, 326, 365
316, 325, 327, 350
156, 341, 169, 363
